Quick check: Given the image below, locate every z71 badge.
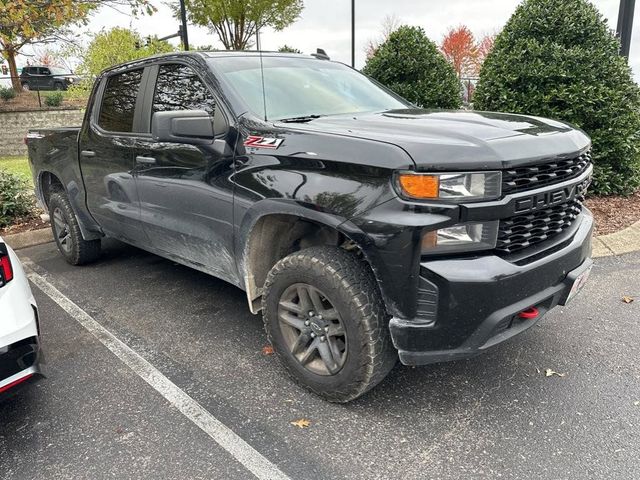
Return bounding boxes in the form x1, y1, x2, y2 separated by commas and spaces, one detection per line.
244, 136, 283, 149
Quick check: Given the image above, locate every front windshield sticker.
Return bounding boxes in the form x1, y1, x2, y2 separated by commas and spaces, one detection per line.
244, 136, 284, 149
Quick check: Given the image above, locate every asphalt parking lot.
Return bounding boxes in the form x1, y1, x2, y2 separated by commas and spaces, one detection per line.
1, 239, 639, 479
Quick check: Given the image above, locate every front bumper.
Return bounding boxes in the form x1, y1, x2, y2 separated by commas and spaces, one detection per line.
390, 211, 593, 365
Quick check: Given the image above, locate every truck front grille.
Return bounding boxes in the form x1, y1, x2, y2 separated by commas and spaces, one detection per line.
502, 150, 592, 195
496, 199, 583, 254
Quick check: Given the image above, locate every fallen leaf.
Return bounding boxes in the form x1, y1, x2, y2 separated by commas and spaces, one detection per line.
291, 418, 311, 428
545, 369, 566, 377
261, 345, 274, 356
622, 296, 635, 304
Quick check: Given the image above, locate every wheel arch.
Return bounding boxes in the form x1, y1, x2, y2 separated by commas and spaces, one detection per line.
37, 170, 102, 241
237, 199, 386, 315
38, 170, 65, 209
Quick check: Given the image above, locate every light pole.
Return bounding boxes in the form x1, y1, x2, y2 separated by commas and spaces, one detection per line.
179, 0, 190, 51
617, 0, 635, 58
351, 0, 355, 67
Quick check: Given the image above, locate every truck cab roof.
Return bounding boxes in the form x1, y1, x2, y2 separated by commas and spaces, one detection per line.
100, 50, 331, 76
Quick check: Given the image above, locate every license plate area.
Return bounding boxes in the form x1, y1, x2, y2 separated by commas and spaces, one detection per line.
560, 261, 593, 305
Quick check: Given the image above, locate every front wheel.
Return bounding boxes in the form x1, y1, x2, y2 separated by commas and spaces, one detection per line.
262, 246, 397, 402
49, 192, 101, 265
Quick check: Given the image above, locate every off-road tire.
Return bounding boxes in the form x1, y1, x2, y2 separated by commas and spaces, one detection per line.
262, 246, 397, 402
49, 192, 101, 265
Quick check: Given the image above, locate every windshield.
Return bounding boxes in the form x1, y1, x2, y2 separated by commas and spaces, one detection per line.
211, 56, 409, 121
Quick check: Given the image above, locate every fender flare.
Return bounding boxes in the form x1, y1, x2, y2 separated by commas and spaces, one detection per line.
235, 198, 393, 315
37, 170, 103, 241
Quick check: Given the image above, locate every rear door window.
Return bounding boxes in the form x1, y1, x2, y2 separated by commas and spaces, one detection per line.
98, 69, 143, 133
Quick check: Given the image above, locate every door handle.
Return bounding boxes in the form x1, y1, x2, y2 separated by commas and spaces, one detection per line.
80, 150, 95, 157
136, 155, 157, 165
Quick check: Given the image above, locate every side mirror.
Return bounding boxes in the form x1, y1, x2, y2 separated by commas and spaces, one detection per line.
151, 110, 215, 145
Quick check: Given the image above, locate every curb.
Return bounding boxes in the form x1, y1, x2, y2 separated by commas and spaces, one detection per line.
2, 227, 53, 251
2, 222, 640, 257
592, 220, 640, 258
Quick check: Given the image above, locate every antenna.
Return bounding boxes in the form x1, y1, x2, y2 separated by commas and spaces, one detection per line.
311, 48, 330, 60
259, 49, 268, 121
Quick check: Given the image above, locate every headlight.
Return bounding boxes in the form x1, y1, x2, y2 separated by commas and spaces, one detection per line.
421, 221, 499, 254
396, 171, 502, 202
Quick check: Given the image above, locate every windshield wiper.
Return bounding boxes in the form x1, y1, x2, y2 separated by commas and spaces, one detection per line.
278, 115, 323, 123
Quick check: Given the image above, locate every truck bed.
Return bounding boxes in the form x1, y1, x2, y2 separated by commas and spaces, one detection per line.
26, 126, 81, 207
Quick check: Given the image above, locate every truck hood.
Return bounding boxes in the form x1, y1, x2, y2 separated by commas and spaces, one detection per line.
281, 109, 591, 170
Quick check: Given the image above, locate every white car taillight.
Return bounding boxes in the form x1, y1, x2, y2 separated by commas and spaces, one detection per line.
0, 246, 14, 287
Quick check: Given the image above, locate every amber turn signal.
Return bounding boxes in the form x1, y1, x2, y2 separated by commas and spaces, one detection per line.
397, 174, 439, 199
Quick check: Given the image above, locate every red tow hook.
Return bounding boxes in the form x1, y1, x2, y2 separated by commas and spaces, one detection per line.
518, 307, 539, 319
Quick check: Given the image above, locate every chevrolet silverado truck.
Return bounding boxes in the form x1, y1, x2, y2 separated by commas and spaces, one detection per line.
26, 51, 593, 402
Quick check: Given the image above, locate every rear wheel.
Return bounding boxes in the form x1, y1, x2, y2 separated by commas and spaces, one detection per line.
262, 246, 397, 402
53, 82, 64, 91
21, 82, 30, 91
49, 192, 101, 265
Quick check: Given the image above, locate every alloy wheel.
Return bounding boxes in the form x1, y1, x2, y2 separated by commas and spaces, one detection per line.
53, 207, 72, 253
277, 283, 347, 375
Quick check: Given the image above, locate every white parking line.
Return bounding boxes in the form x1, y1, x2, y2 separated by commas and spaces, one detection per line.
23, 262, 292, 480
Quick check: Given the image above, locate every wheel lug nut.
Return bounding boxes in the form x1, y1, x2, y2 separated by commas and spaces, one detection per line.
324, 326, 329, 332
317, 315, 323, 320
310, 332, 316, 338
305, 320, 310, 326
320, 336, 326, 342
309, 311, 315, 317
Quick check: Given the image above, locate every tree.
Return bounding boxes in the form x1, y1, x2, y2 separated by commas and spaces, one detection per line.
362, 25, 461, 109
184, 0, 304, 50
441, 25, 477, 78
33, 45, 78, 71
34, 50, 58, 67
475, 34, 495, 70
365, 14, 401, 60
441, 28, 495, 79
77, 28, 174, 83
0, 0, 153, 90
474, 0, 640, 195
278, 45, 301, 53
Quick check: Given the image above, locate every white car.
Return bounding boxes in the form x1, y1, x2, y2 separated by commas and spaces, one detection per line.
0, 236, 41, 396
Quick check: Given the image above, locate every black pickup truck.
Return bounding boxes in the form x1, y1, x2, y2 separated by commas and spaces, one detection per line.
27, 51, 593, 402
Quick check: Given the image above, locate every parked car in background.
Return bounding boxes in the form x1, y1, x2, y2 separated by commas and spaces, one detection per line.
20, 66, 80, 91
0, 237, 42, 398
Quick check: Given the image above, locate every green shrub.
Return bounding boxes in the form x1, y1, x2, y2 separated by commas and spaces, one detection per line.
44, 91, 64, 107
0, 86, 17, 102
65, 83, 91, 102
474, 0, 640, 195
278, 45, 302, 53
0, 171, 35, 228
362, 25, 461, 109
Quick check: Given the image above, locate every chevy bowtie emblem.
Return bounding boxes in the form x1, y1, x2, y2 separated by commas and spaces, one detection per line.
244, 136, 284, 149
